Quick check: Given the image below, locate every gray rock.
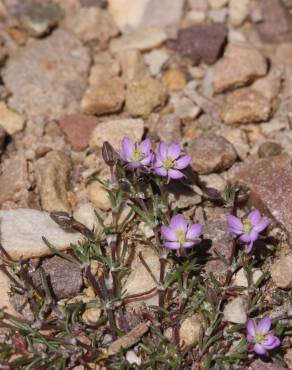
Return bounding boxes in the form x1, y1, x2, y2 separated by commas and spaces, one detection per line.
223, 297, 247, 323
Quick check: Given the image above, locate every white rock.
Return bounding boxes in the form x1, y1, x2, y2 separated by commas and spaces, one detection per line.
0, 102, 25, 135
233, 268, 263, 288
126, 351, 142, 366
223, 297, 247, 323
198, 173, 226, 192
110, 27, 167, 53
186, 10, 207, 23
0, 209, 83, 260
208, 8, 228, 23
229, 0, 250, 27
144, 49, 169, 76
271, 254, 292, 289
171, 94, 201, 119
208, 0, 229, 9
73, 202, 102, 232
89, 118, 144, 150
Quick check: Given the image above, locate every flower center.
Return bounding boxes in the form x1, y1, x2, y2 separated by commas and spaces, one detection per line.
162, 157, 174, 169
131, 148, 143, 163
243, 218, 252, 234
176, 229, 186, 245
254, 333, 266, 344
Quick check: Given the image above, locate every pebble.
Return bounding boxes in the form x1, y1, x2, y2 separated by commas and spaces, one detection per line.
0, 269, 18, 315
35, 151, 71, 212
229, 0, 250, 27
144, 49, 169, 76
258, 141, 283, 158
59, 114, 97, 151
186, 10, 207, 23
252, 67, 282, 102
73, 202, 103, 232
2, 29, 90, 123
213, 43, 267, 93
208, 0, 229, 9
251, 359, 287, 370
219, 126, 249, 159
208, 8, 228, 23
271, 253, 292, 288
223, 297, 247, 324
198, 173, 227, 193
161, 69, 187, 92
147, 113, 182, 144
116, 49, 147, 84
171, 95, 201, 120
86, 181, 111, 211
229, 154, 292, 243
0, 102, 25, 135
167, 23, 228, 65
126, 77, 167, 117
110, 27, 167, 53
89, 118, 144, 150
189, 133, 237, 174
0, 209, 83, 260
233, 268, 263, 287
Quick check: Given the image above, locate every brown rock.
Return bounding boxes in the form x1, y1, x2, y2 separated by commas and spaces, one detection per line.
161, 69, 187, 92
258, 142, 283, 158
147, 114, 181, 144
271, 253, 292, 288
31, 256, 83, 299
35, 151, 71, 212
116, 49, 147, 84
274, 43, 292, 99
86, 181, 111, 211
0, 270, 18, 315
221, 89, 271, 124
213, 44, 268, 93
251, 359, 286, 370
167, 23, 228, 64
0, 102, 25, 135
229, 154, 292, 243
59, 114, 97, 151
189, 133, 237, 174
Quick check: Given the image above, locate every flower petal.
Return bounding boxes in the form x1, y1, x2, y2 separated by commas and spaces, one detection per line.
256, 317, 271, 334
140, 154, 152, 166
174, 155, 192, 170
168, 169, 184, 179
186, 224, 202, 240
157, 141, 167, 159
170, 214, 187, 232
139, 138, 151, 155
253, 219, 269, 233
248, 209, 261, 226
182, 241, 195, 248
244, 241, 254, 253
253, 343, 267, 355
164, 241, 180, 250
262, 335, 280, 350
246, 319, 256, 337
155, 167, 167, 177
120, 137, 134, 161
227, 215, 243, 234
240, 230, 259, 243
161, 225, 177, 242
167, 143, 181, 160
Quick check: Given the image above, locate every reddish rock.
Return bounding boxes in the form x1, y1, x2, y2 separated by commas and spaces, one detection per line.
166, 23, 228, 65
59, 114, 97, 151
229, 154, 292, 244
251, 359, 286, 370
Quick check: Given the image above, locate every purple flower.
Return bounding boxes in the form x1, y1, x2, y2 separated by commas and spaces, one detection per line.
120, 137, 152, 169
153, 141, 191, 180
161, 214, 202, 250
246, 317, 280, 355
227, 209, 269, 253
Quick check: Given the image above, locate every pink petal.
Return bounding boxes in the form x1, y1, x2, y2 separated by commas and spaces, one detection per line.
168, 169, 184, 179
240, 230, 258, 243
120, 137, 134, 161
157, 141, 167, 159
253, 344, 267, 355
248, 209, 261, 226
253, 219, 269, 233
139, 138, 151, 155
140, 154, 152, 166
161, 225, 177, 242
246, 319, 256, 337
164, 241, 180, 250
227, 215, 243, 234
256, 317, 271, 334
167, 143, 181, 160
182, 241, 195, 248
174, 155, 192, 170
244, 241, 254, 253
155, 167, 167, 176
170, 214, 187, 232
186, 224, 202, 240
262, 335, 280, 350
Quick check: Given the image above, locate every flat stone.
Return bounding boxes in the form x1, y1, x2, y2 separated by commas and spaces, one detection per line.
213, 43, 267, 93
110, 27, 167, 53
86, 181, 111, 211
89, 118, 144, 150
59, 114, 97, 151
167, 23, 227, 64
229, 154, 292, 243
35, 151, 71, 212
223, 297, 247, 324
221, 89, 271, 124
271, 253, 292, 288
258, 141, 283, 158
144, 49, 169, 76
73, 202, 102, 232
229, 0, 250, 27
189, 133, 237, 174
2, 29, 90, 123
0, 209, 83, 260
0, 102, 25, 135
161, 69, 187, 92
31, 256, 83, 299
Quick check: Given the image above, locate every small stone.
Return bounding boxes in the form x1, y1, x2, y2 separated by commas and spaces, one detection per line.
221, 89, 271, 125
189, 133, 237, 174
233, 268, 263, 287
167, 23, 227, 65
81, 77, 125, 115
271, 254, 292, 288
73, 202, 102, 232
0, 270, 18, 315
86, 181, 111, 211
164, 313, 203, 349
223, 297, 247, 323
0, 102, 25, 135
20, 2, 64, 37
115, 49, 147, 83
67, 6, 118, 43
171, 95, 201, 120
284, 348, 292, 369
258, 142, 283, 158
110, 27, 167, 53
89, 118, 144, 150
208, 0, 229, 9
126, 77, 167, 117
186, 10, 207, 23
2, 29, 90, 123
147, 113, 181, 144
0, 209, 83, 260
251, 359, 287, 370
208, 8, 228, 23
31, 256, 83, 299
82, 307, 101, 324
126, 351, 142, 366
219, 126, 249, 159
161, 69, 187, 92
213, 43, 267, 93
188, 0, 208, 11
229, 0, 250, 27
198, 173, 227, 193
252, 68, 282, 102
35, 151, 71, 212
59, 114, 97, 151
144, 49, 169, 76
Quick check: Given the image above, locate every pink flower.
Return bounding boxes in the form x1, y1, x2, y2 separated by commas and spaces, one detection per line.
153, 141, 191, 180
246, 317, 280, 355
227, 209, 269, 253
120, 137, 152, 169
161, 214, 202, 250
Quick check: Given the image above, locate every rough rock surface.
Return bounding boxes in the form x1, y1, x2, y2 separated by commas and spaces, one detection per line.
2, 29, 90, 123
0, 102, 25, 135
271, 253, 292, 288
251, 359, 287, 370
223, 297, 247, 323
0, 209, 83, 260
